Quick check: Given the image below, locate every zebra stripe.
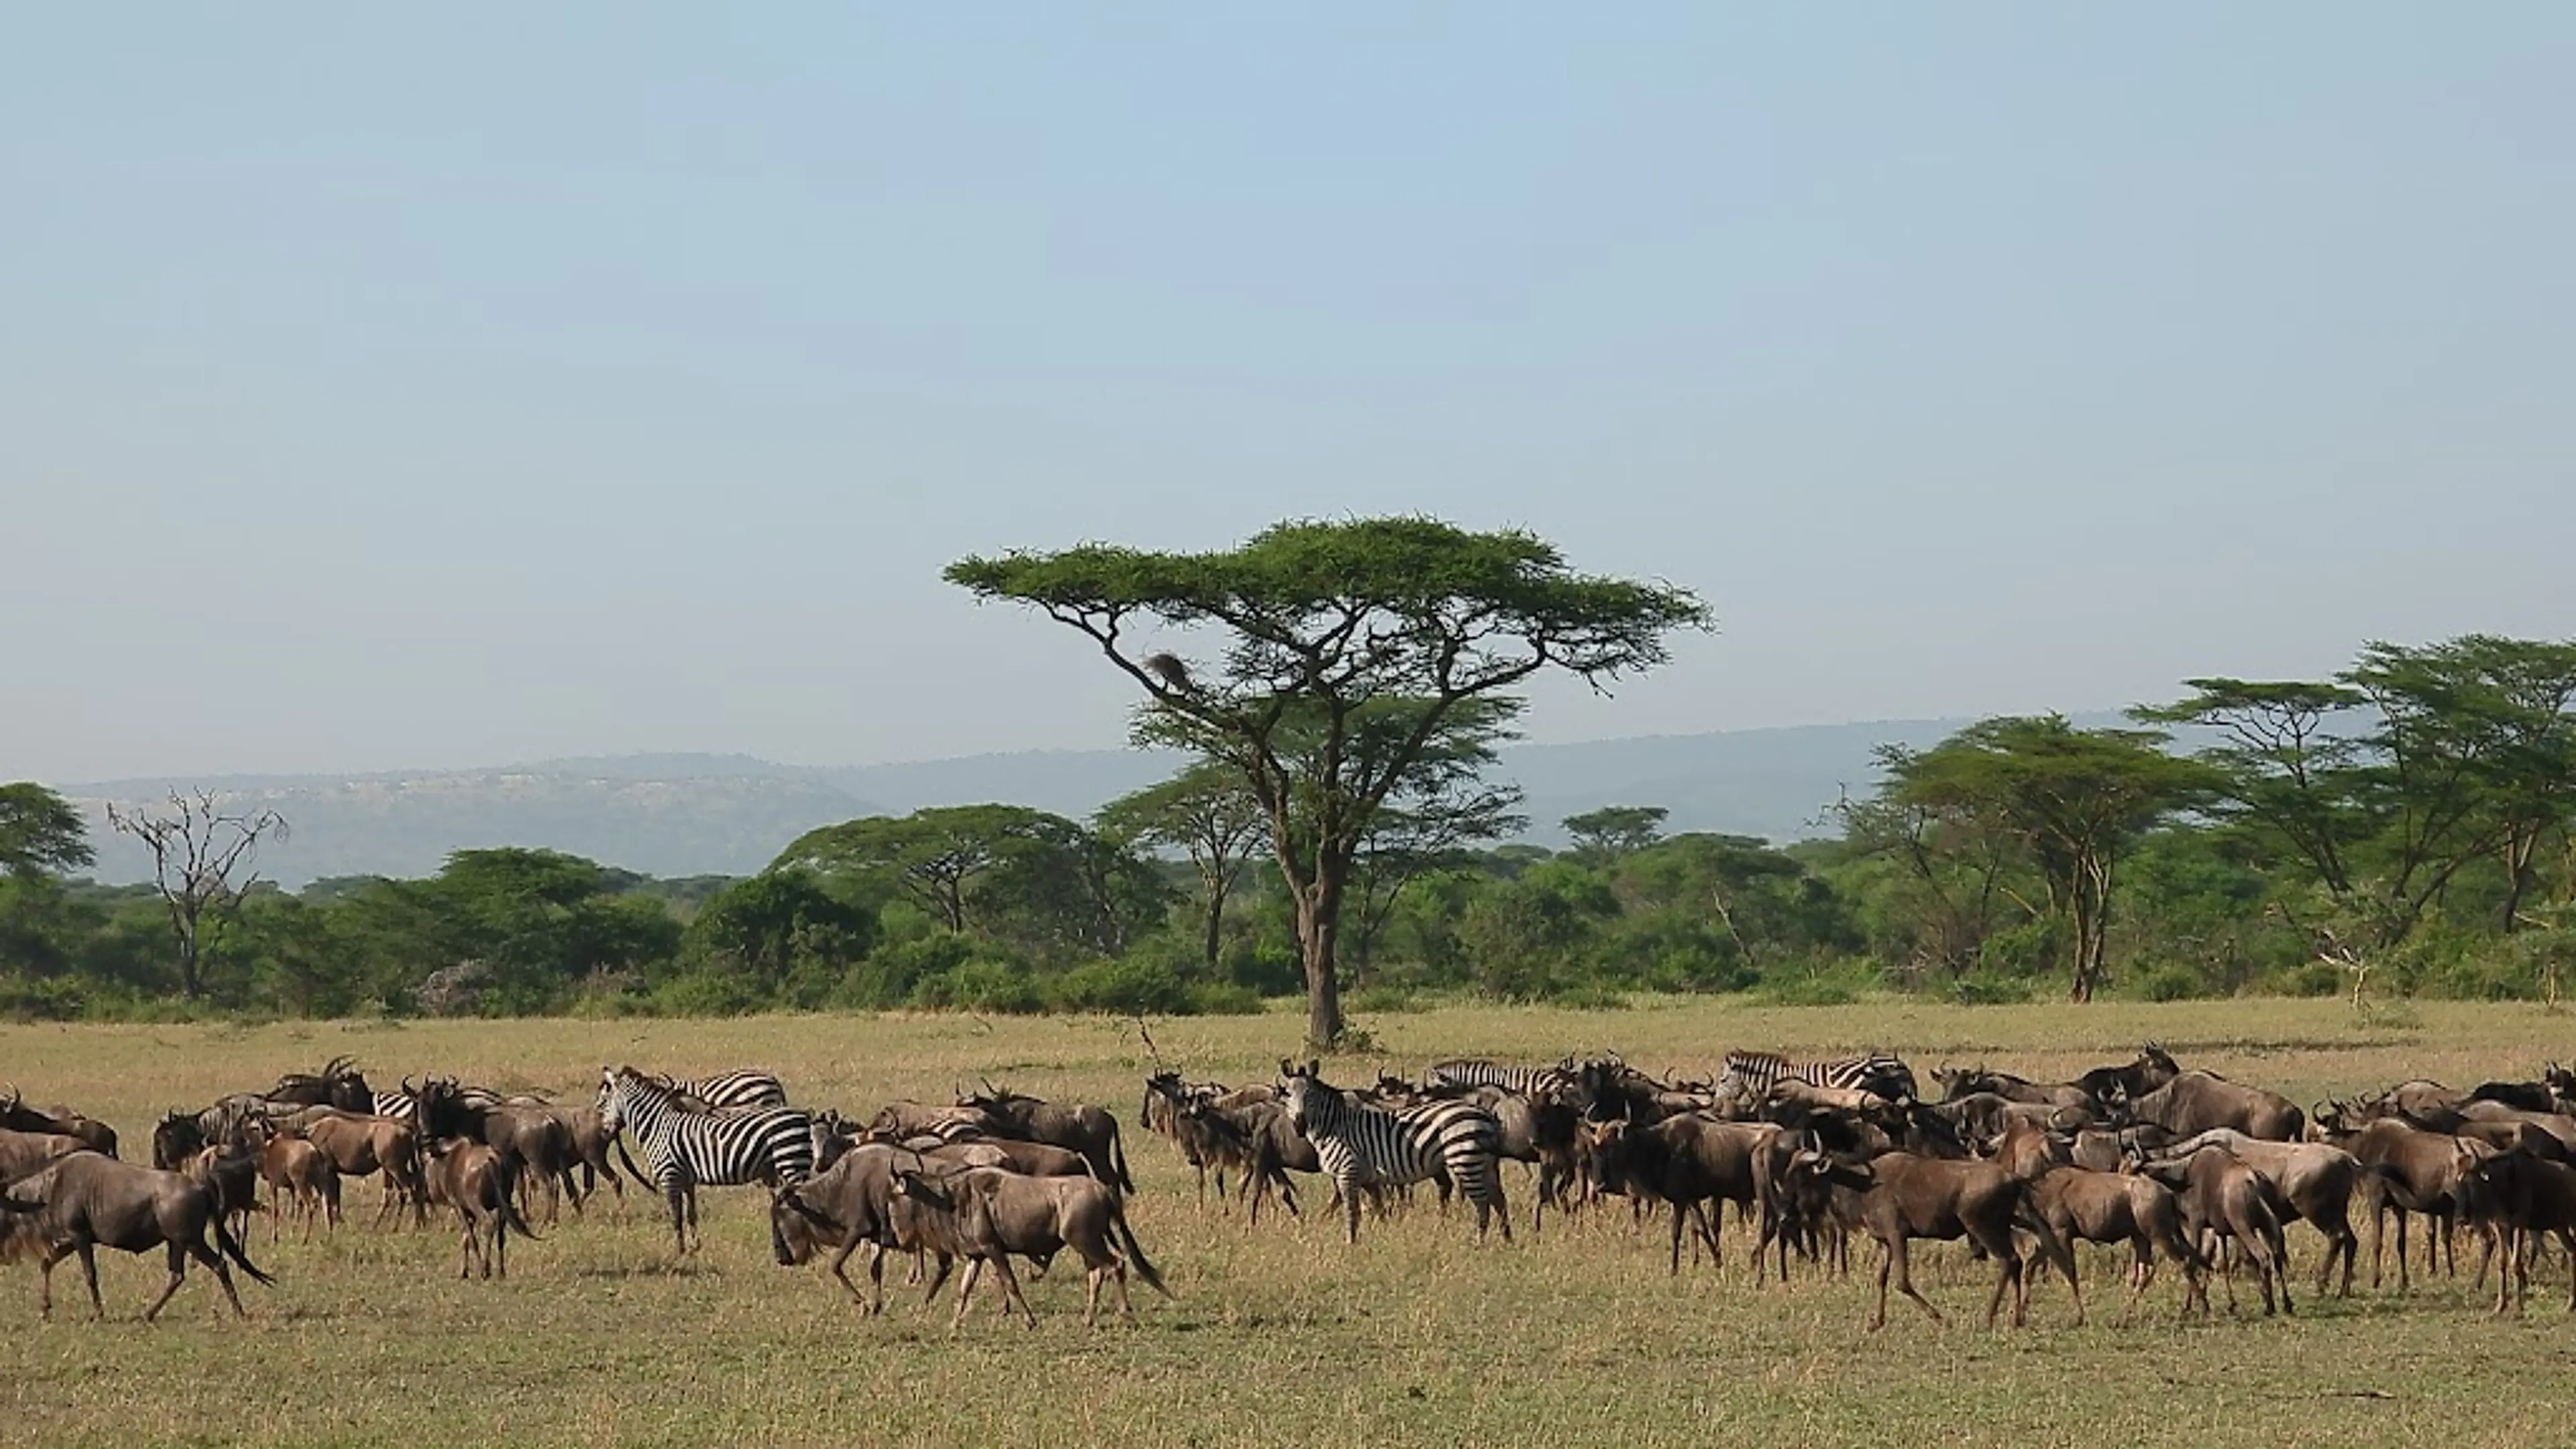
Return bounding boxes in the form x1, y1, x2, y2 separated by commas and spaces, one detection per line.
1280, 1067, 1511, 1244
598, 1067, 812, 1251
1717, 1050, 1917, 1104
371, 1085, 502, 1133
673, 1069, 789, 1110
1425, 1059, 1577, 1100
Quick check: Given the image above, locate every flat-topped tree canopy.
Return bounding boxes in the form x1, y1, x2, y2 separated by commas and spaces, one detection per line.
946, 514, 1710, 1047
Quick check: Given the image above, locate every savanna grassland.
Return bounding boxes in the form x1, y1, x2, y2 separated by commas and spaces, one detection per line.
6, 997, 2576, 1448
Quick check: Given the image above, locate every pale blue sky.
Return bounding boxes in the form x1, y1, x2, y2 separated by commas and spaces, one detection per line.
6, 7, 2570, 783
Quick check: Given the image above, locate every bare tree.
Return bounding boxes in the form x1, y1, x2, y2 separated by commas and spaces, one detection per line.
103, 790, 288, 1000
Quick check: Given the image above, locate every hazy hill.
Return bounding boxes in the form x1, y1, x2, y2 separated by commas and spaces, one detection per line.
59, 714, 2130, 888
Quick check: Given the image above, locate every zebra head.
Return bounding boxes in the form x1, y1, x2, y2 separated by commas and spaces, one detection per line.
596, 1065, 629, 1134
1277, 1058, 1325, 1129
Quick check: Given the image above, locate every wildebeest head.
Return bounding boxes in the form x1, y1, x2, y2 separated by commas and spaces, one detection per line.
152, 1112, 208, 1171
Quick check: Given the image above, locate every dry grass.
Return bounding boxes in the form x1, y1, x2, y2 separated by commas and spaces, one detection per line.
2, 996, 2571, 1448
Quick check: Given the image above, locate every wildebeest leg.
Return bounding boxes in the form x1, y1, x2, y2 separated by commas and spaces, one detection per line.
1114, 1256, 1137, 1324
1668, 1203, 1689, 1274
1879, 1235, 1941, 1328
949, 1256, 983, 1330
1083, 1263, 1103, 1328
987, 1252, 1036, 1329
921, 1250, 955, 1306
495, 1204, 509, 1281
1971, 1225, 2025, 1328
76, 1240, 106, 1321
866, 1243, 889, 1314
142, 1240, 189, 1323
195, 1235, 248, 1319
825, 1238, 870, 1309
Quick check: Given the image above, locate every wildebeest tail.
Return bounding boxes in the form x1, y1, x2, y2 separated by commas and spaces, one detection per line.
1110, 1195, 1171, 1298
614, 1138, 658, 1194
496, 1157, 543, 1242
212, 1214, 277, 1287
1111, 1118, 1134, 1194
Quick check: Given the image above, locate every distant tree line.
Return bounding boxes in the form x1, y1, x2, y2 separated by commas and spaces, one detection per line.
4, 631, 2571, 1024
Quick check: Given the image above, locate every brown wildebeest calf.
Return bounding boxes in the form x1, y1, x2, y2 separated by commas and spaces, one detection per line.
254, 1126, 342, 1242
0, 1151, 274, 1320
288, 1108, 428, 1227
2464, 1150, 2576, 1314
2127, 1146, 2292, 1316
422, 1140, 535, 1281
890, 1167, 1170, 1329
1585, 1116, 1778, 1275
1801, 1148, 2077, 1331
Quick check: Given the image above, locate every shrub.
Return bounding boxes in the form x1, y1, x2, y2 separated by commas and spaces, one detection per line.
912, 960, 1044, 1014
1046, 957, 1194, 1016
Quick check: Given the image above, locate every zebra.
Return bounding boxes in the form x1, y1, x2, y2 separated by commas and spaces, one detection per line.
1715, 1050, 1917, 1110
596, 1065, 814, 1252
1424, 1059, 1580, 1102
672, 1069, 789, 1110
1277, 1059, 1511, 1246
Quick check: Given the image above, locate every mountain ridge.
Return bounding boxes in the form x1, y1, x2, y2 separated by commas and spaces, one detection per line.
56, 714, 2127, 888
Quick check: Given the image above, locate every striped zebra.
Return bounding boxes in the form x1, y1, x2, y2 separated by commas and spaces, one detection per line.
1716, 1049, 1917, 1108
1277, 1059, 1511, 1245
672, 1069, 789, 1110
597, 1065, 814, 1252
1424, 1058, 1579, 1101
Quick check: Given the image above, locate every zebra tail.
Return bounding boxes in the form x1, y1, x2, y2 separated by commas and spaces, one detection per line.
1110, 1195, 1172, 1298
213, 1214, 277, 1287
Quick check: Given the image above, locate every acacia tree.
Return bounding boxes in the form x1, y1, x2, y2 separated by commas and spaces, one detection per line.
0, 784, 95, 881
103, 790, 288, 999
1563, 805, 1669, 865
1878, 716, 2213, 1002
1097, 762, 1271, 975
947, 516, 1709, 1046
772, 804, 1073, 934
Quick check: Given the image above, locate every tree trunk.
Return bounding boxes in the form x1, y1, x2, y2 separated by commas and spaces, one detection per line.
176, 922, 203, 1000
1295, 871, 1348, 1049
1201, 882, 1226, 976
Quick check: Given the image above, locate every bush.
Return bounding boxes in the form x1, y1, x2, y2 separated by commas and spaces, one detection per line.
650, 969, 765, 1017
1947, 973, 2037, 1006
1046, 957, 1195, 1016
1185, 981, 1266, 1015
1347, 982, 1425, 1014
2119, 963, 2204, 1004
0, 973, 85, 1022
912, 960, 1044, 1014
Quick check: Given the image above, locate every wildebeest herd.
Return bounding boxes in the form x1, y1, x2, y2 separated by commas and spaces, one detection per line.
6, 1042, 2576, 1330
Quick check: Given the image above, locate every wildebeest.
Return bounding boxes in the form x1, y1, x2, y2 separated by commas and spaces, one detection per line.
2114, 1071, 2305, 1142
772, 1143, 913, 1312
2313, 1109, 2494, 1291
415, 1077, 582, 1224
422, 1139, 535, 1281
0, 1084, 118, 1159
182, 1142, 260, 1244
2125, 1145, 2293, 1316
2074, 1044, 2182, 1105
264, 1055, 376, 1113
1794, 1148, 2077, 1330
1585, 1115, 1778, 1275
2462, 1149, 2576, 1313
889, 1165, 1169, 1328
0, 1126, 88, 1183
0, 1151, 274, 1320
955, 1085, 1134, 1192
2150, 1127, 2368, 1297
286, 1106, 429, 1227
251, 1124, 341, 1242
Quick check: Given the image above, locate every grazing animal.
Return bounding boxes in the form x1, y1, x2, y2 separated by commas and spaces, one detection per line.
286, 1108, 429, 1227
253, 1126, 341, 1242
0, 1151, 274, 1320
264, 1056, 376, 1114
771, 1144, 915, 1312
1801, 1148, 2077, 1331
422, 1139, 535, 1280
2126, 1146, 2294, 1316
1277, 1059, 1510, 1246
0, 1085, 118, 1159
2151, 1128, 2367, 1297
1586, 1115, 1778, 1274
954, 1085, 1134, 1192
674, 1069, 790, 1110
0, 1127, 87, 1184
888, 1166, 1170, 1328
2114, 1071, 2305, 1142
1424, 1058, 1580, 1100
415, 1078, 582, 1225
1717, 1051, 1917, 1112
597, 1065, 814, 1254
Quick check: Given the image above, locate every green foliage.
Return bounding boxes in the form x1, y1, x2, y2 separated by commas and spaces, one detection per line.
0, 782, 95, 879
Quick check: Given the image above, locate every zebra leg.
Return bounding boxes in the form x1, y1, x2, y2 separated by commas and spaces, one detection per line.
660, 1175, 690, 1256
1342, 1175, 1363, 1244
